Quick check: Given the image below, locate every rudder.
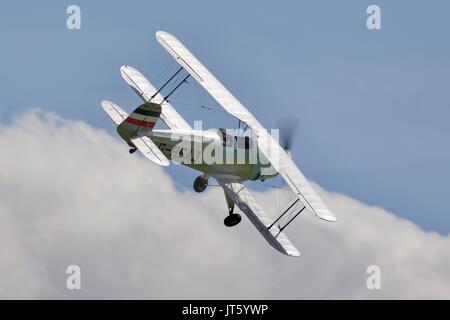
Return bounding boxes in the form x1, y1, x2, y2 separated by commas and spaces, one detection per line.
117, 102, 162, 141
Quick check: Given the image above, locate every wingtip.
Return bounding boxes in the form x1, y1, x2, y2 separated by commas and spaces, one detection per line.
156, 30, 170, 39
316, 209, 337, 222
288, 250, 301, 257
280, 245, 301, 257
161, 160, 170, 167
100, 100, 111, 107
120, 65, 135, 74
319, 215, 337, 222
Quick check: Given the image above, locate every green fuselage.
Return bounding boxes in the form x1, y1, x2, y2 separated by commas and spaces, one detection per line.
146, 129, 278, 181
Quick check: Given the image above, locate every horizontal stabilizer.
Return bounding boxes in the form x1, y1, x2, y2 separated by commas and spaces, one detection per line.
130, 135, 169, 167
101, 100, 129, 125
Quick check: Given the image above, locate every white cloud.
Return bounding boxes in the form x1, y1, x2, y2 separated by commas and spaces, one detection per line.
0, 109, 449, 299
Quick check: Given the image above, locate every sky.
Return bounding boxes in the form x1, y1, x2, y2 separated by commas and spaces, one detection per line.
0, 0, 450, 298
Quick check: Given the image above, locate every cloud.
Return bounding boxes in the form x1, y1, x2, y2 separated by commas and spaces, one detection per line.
0, 109, 449, 299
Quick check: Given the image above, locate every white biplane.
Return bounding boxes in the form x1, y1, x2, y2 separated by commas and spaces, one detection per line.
101, 31, 336, 257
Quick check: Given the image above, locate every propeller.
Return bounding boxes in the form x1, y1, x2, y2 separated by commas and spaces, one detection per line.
278, 117, 299, 157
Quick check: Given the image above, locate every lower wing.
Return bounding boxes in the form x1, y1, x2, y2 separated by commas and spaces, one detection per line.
215, 175, 300, 257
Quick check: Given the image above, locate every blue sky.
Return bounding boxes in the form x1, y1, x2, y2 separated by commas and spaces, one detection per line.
1, 0, 449, 233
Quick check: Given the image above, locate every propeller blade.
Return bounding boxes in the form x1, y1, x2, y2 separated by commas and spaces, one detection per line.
278, 117, 299, 152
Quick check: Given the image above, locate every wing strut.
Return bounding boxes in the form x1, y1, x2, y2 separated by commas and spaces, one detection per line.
151, 66, 184, 99
162, 74, 190, 103
268, 197, 306, 232
278, 206, 305, 232
267, 198, 300, 230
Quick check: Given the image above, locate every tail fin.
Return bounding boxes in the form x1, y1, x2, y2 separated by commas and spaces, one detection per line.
117, 102, 162, 141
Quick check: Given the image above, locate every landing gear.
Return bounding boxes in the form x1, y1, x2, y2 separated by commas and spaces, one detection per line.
223, 205, 241, 227
193, 175, 208, 193
129, 147, 137, 154
222, 193, 241, 227
224, 213, 242, 227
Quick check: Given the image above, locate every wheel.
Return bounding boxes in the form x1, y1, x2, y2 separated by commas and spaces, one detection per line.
129, 148, 137, 154
193, 176, 208, 193
224, 213, 242, 227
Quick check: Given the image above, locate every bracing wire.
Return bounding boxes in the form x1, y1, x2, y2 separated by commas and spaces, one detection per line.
153, 60, 177, 86
169, 100, 224, 112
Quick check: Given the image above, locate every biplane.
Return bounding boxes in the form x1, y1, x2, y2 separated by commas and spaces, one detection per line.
101, 31, 336, 257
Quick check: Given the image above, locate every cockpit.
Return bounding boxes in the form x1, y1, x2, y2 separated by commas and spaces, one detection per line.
218, 128, 233, 147
218, 128, 253, 150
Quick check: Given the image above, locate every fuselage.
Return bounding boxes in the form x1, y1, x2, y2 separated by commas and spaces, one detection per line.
147, 129, 278, 181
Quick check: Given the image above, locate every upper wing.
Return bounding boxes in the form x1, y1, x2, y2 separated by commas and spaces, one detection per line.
216, 175, 300, 257
156, 31, 336, 222
120, 65, 192, 131
156, 31, 263, 131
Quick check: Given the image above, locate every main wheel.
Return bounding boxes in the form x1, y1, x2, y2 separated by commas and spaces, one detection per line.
193, 176, 208, 193
224, 213, 242, 227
